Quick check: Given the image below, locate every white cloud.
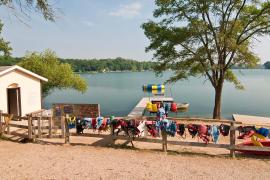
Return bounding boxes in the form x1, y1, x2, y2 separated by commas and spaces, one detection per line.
109, 2, 142, 18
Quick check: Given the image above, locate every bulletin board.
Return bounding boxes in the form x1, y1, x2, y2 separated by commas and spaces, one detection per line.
53, 103, 100, 118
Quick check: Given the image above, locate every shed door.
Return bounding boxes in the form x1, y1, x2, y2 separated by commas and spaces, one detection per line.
7, 88, 21, 116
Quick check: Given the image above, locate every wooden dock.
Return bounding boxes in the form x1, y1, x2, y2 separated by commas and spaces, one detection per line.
128, 96, 174, 117
233, 114, 270, 128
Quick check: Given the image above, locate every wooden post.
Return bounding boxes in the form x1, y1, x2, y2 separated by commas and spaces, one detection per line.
28, 115, 33, 141
48, 117, 52, 138
65, 115, 70, 144
38, 117, 42, 138
61, 116, 65, 138
7, 115, 10, 135
110, 126, 116, 146
230, 122, 236, 158
0, 110, 2, 136
161, 130, 168, 153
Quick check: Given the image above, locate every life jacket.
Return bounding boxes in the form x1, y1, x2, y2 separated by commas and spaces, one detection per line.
237, 126, 256, 139
67, 116, 76, 129
219, 124, 230, 136
256, 127, 270, 137
96, 117, 103, 129
164, 103, 170, 112
110, 119, 121, 129
92, 118, 97, 129
83, 117, 92, 129
166, 121, 177, 137
151, 104, 158, 113
157, 107, 166, 119
146, 124, 158, 137
187, 124, 199, 138
198, 125, 210, 143
177, 124, 186, 137
76, 117, 84, 134
170, 103, 177, 112
98, 118, 108, 131
211, 125, 220, 144
146, 102, 152, 112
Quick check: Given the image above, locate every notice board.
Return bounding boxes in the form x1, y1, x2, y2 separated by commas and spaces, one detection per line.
53, 103, 100, 118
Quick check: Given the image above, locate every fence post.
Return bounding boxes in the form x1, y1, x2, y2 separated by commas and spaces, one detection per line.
110, 126, 116, 146
65, 115, 70, 144
230, 122, 236, 158
61, 116, 65, 138
7, 115, 11, 135
38, 117, 42, 138
28, 115, 33, 141
48, 117, 52, 138
0, 110, 2, 135
161, 130, 168, 153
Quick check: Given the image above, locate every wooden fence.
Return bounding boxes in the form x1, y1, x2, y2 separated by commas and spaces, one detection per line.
64, 116, 270, 158
0, 110, 65, 141
1, 110, 270, 158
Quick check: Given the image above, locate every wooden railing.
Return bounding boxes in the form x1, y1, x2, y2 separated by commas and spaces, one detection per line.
1, 111, 270, 158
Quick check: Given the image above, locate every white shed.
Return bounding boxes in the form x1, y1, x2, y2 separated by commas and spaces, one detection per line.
0, 65, 48, 116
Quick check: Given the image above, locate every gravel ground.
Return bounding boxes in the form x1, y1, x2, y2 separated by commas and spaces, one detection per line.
0, 140, 270, 180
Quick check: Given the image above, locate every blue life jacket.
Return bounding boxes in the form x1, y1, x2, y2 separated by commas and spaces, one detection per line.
212, 125, 220, 144
164, 103, 170, 112
256, 127, 270, 137
97, 117, 103, 129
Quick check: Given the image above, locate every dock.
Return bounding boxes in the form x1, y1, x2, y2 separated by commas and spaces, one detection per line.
128, 96, 174, 117
233, 114, 270, 128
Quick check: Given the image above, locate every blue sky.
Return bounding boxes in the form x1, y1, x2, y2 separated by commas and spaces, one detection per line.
0, 0, 270, 63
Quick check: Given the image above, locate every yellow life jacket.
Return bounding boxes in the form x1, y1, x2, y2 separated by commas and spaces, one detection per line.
146, 102, 152, 111
152, 104, 158, 113
67, 116, 76, 124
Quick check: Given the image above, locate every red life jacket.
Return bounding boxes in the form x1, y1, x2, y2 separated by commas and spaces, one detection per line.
171, 103, 177, 112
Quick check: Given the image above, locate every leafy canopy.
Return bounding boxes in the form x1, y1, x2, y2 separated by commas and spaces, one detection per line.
142, 0, 270, 90
18, 49, 88, 96
264, 61, 270, 69
0, 21, 12, 56
0, 0, 56, 21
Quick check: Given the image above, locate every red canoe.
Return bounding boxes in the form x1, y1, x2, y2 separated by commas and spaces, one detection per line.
236, 140, 270, 156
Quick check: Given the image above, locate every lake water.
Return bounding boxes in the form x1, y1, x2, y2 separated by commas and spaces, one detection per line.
43, 70, 270, 119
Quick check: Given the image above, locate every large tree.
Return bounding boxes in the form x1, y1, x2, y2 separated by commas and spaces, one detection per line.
18, 49, 88, 96
264, 61, 270, 69
0, 0, 56, 21
142, 0, 270, 119
0, 21, 11, 56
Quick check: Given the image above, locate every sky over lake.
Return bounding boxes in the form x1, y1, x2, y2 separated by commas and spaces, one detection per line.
0, 0, 270, 62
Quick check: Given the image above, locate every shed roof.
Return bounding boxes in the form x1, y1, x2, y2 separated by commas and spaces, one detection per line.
0, 65, 48, 82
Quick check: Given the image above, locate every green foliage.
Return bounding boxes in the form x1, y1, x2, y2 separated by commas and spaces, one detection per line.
264, 61, 270, 69
142, 0, 270, 118
0, 21, 12, 56
61, 57, 155, 73
0, 0, 56, 21
18, 49, 88, 96
1, 56, 155, 72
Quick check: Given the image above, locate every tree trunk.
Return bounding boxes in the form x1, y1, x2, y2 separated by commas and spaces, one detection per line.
213, 83, 223, 119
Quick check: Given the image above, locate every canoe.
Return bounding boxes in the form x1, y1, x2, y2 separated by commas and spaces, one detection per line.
177, 103, 189, 109
235, 140, 270, 156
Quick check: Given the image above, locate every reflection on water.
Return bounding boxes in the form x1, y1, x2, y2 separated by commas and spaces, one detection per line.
44, 70, 270, 119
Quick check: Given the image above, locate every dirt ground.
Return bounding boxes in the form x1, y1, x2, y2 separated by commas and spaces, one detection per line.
0, 138, 270, 180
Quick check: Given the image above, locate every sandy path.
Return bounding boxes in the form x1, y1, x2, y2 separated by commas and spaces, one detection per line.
0, 140, 270, 180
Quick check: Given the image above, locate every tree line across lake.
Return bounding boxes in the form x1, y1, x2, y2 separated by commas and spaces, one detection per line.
0, 56, 156, 72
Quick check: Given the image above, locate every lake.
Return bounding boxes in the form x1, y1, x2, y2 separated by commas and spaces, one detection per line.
43, 70, 270, 119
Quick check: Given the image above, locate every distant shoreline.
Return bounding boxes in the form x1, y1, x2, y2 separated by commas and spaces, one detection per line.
76, 68, 269, 74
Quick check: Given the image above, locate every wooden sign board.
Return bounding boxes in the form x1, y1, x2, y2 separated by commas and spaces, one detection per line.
53, 103, 100, 118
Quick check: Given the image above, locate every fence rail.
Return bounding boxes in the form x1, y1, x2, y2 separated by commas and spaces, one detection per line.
1, 111, 270, 158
